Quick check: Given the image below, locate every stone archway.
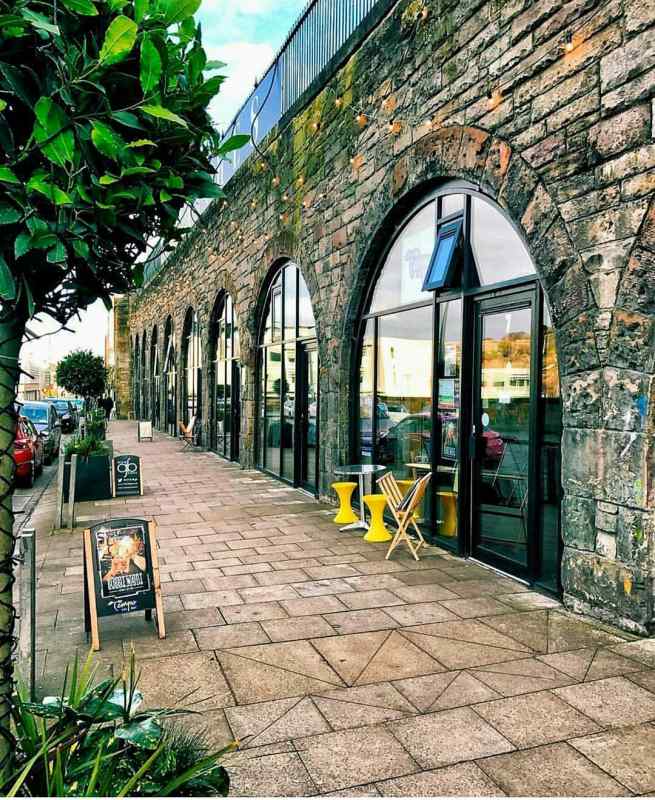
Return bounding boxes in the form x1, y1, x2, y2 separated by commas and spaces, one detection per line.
336, 124, 654, 633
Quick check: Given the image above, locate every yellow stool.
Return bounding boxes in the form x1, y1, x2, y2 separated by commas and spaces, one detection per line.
437, 491, 457, 537
363, 494, 392, 542
332, 482, 359, 524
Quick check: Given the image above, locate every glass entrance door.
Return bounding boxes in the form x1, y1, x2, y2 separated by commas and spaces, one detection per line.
471, 291, 536, 577
298, 342, 319, 494
230, 362, 241, 462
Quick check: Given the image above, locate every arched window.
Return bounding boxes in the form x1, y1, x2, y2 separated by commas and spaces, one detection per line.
210, 292, 241, 461
357, 182, 560, 591
257, 262, 319, 492
150, 326, 160, 429
182, 308, 202, 425
162, 316, 177, 437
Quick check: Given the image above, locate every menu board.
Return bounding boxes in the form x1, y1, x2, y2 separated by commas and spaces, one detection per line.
113, 454, 142, 497
83, 518, 164, 650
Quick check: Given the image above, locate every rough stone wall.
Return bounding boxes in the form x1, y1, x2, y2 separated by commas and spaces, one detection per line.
128, 0, 655, 633
112, 296, 131, 420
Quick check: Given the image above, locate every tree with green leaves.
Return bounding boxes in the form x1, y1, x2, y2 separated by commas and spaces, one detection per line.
0, 0, 247, 777
56, 349, 107, 398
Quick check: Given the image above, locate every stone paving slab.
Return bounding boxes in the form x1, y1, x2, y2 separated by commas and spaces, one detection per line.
32, 421, 655, 797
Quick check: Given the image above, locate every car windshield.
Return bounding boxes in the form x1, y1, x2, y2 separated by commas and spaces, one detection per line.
22, 405, 48, 424
53, 401, 69, 412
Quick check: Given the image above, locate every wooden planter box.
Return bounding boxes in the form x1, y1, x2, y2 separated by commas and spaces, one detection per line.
62, 443, 113, 502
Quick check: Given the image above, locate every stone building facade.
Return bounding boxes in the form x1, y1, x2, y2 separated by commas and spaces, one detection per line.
128, 0, 655, 633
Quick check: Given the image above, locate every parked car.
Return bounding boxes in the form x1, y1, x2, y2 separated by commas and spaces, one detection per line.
48, 398, 77, 432
14, 416, 44, 487
20, 401, 61, 464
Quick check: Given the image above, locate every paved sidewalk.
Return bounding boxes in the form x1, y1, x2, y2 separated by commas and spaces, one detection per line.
35, 421, 655, 796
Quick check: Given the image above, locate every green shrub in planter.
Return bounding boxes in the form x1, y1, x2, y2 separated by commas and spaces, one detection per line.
63, 436, 112, 502
4, 651, 235, 797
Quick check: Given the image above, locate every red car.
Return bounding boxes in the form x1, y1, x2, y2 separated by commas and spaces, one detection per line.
14, 416, 44, 487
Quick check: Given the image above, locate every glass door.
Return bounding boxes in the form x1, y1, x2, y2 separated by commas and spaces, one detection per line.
471, 291, 537, 577
298, 342, 319, 494
230, 362, 241, 462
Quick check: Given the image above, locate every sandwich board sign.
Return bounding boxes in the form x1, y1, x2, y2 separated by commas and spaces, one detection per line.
138, 421, 153, 441
83, 518, 165, 650
113, 454, 142, 497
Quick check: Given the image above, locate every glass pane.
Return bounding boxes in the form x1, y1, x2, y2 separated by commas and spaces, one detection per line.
298, 271, 316, 339
258, 354, 266, 466
264, 346, 282, 475
471, 197, 535, 285
370, 201, 435, 313
215, 360, 226, 456
376, 307, 433, 526
359, 319, 375, 464
272, 287, 282, 342
476, 306, 532, 567
284, 264, 297, 341
436, 299, 462, 541
539, 303, 562, 592
216, 319, 225, 361
306, 348, 319, 488
425, 221, 460, 289
441, 193, 464, 217
225, 296, 233, 361
233, 305, 240, 358
282, 346, 295, 480
225, 349, 232, 457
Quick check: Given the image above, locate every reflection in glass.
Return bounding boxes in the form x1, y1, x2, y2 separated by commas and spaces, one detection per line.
376, 307, 433, 478
284, 265, 297, 341
436, 299, 462, 540
265, 346, 282, 474
184, 311, 202, 424
298, 271, 316, 339
370, 202, 436, 313
476, 306, 532, 567
305, 347, 319, 487
213, 294, 241, 460
359, 319, 375, 465
151, 332, 160, 429
539, 303, 562, 592
471, 197, 535, 285
282, 347, 296, 480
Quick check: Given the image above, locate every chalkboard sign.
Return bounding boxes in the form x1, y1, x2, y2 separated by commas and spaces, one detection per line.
113, 454, 142, 497
83, 518, 165, 650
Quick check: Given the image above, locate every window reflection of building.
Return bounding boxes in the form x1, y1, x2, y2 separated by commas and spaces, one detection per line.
212, 294, 241, 461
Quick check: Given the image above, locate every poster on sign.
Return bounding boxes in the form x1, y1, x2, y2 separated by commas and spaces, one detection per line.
83, 518, 165, 650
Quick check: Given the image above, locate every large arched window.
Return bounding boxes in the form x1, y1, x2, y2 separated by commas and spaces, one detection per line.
162, 316, 177, 437
150, 326, 160, 429
210, 292, 241, 461
181, 308, 202, 426
257, 262, 319, 492
357, 182, 561, 592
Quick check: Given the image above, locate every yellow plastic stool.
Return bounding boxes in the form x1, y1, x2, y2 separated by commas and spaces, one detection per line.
331, 481, 359, 524
363, 494, 392, 542
437, 491, 458, 537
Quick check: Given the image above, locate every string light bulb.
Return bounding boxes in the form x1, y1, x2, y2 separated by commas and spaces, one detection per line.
564, 31, 574, 52
420, 4, 429, 19
356, 112, 368, 128
487, 87, 502, 109
272, 175, 280, 187
388, 120, 402, 135
282, 192, 289, 201
297, 176, 304, 187
311, 120, 320, 132
335, 96, 343, 108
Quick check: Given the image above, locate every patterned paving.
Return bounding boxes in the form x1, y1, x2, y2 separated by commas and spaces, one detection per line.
34, 422, 655, 796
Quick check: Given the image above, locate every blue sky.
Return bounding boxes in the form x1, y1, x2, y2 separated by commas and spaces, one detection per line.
198, 0, 307, 128
22, 0, 307, 366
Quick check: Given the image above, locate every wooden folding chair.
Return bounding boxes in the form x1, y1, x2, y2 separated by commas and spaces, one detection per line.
178, 415, 196, 450
378, 471, 431, 561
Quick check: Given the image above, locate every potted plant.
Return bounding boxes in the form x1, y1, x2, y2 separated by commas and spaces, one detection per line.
4, 651, 235, 796
62, 436, 113, 502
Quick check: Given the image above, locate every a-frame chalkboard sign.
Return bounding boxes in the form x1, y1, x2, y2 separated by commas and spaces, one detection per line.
83, 518, 165, 650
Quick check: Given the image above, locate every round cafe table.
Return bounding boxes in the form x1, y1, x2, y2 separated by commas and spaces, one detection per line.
333, 464, 385, 532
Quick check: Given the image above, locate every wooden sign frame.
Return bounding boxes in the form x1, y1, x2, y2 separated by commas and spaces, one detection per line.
137, 421, 153, 442
112, 454, 143, 498
83, 518, 165, 651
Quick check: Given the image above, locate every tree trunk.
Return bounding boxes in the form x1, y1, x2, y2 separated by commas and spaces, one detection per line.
0, 315, 25, 781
